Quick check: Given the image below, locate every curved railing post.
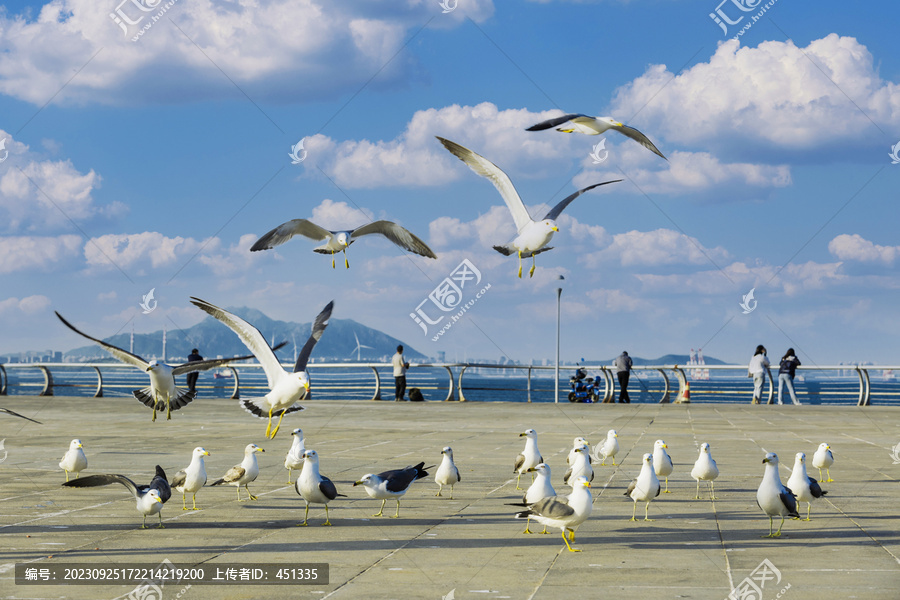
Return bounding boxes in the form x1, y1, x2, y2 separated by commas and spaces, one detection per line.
526, 367, 532, 403
0, 364, 6, 395
657, 368, 670, 403
228, 367, 240, 400
856, 367, 871, 406
600, 368, 613, 403
458, 365, 468, 402
39, 365, 54, 396
93, 366, 104, 398
442, 366, 455, 401
673, 367, 688, 403
370, 366, 382, 400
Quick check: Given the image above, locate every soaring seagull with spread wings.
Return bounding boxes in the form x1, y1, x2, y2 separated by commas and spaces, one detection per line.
55, 312, 285, 421
526, 113, 667, 160
437, 136, 621, 278
250, 218, 437, 268
63, 465, 172, 528
189, 298, 333, 438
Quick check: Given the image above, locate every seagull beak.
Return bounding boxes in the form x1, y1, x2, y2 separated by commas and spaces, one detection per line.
762, 457, 770, 463
353, 481, 363, 486
614, 121, 624, 127
584, 481, 591, 488
551, 225, 559, 232
519, 433, 526, 437
146, 366, 152, 372
304, 382, 310, 390
203, 451, 210, 456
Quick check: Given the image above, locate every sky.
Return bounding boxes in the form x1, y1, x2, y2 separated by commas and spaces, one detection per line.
0, 0, 898, 367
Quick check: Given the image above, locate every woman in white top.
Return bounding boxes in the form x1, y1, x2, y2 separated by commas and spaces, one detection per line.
748, 344, 770, 404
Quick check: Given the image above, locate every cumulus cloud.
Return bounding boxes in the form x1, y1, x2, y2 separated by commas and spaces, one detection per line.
608, 35, 900, 155
0, 294, 52, 315
828, 233, 899, 264
0, 130, 124, 232
582, 228, 730, 268
0, 235, 82, 273
84, 231, 213, 271
0, 0, 494, 106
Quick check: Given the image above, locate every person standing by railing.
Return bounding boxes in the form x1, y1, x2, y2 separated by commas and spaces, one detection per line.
392, 345, 409, 401
186, 348, 203, 394
614, 351, 633, 403
778, 348, 801, 405
748, 345, 770, 404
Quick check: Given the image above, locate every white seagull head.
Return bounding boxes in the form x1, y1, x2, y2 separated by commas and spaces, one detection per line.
762, 452, 779, 465
335, 231, 351, 247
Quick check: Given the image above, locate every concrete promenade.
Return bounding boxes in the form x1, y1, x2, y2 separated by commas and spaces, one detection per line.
1, 396, 898, 599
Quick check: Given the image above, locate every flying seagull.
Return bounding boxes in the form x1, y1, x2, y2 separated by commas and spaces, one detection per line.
63, 465, 171, 528
170, 447, 209, 511
514, 476, 593, 552
757, 452, 800, 538
296, 449, 346, 526
526, 113, 667, 160
436, 136, 621, 278
189, 298, 333, 438
250, 218, 437, 268
55, 311, 286, 421
211, 443, 265, 501
0, 408, 42, 424
353, 462, 430, 518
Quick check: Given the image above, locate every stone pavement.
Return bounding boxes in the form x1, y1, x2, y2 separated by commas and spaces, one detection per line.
1, 396, 898, 599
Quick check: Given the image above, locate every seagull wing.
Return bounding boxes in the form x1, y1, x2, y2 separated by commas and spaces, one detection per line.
319, 475, 346, 500
525, 113, 589, 132
63, 474, 141, 499
350, 221, 437, 259
543, 179, 622, 221
0, 408, 42, 424
250, 219, 333, 251
171, 469, 187, 489
808, 477, 827, 498
293, 301, 334, 373
171, 341, 288, 375
221, 465, 246, 484
150, 465, 171, 503
189, 298, 284, 389
436, 136, 532, 233
380, 462, 428, 493
55, 312, 148, 370
610, 123, 667, 160
530, 495, 575, 518
780, 487, 800, 517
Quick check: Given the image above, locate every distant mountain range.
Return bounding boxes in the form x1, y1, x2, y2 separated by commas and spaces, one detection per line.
64, 307, 426, 363
584, 354, 728, 366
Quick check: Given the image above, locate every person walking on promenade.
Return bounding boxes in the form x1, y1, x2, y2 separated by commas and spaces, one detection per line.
778, 348, 801, 405
748, 345, 770, 404
186, 348, 203, 394
615, 351, 633, 404
392, 345, 410, 401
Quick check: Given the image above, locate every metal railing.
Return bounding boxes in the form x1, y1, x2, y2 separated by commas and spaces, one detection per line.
0, 362, 897, 406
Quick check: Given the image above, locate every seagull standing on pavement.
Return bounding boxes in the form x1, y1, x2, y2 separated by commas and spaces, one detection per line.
653, 440, 674, 493
63, 465, 171, 529
514, 476, 593, 552
59, 439, 87, 482
211, 444, 265, 501
284, 428, 306, 483
812, 443, 835, 482
434, 447, 461, 499
786, 452, 827, 521
170, 447, 209, 510
594, 429, 619, 466
353, 462, 430, 518
757, 452, 800, 538
691, 442, 719, 499
514, 429, 543, 489
625, 453, 661, 521
296, 449, 345, 526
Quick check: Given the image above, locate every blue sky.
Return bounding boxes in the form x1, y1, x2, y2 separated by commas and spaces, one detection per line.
1, 0, 898, 366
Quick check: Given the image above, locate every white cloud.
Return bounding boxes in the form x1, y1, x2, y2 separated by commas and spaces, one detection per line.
0, 130, 123, 232
0, 294, 52, 315
608, 35, 900, 154
84, 231, 213, 271
0, 0, 494, 105
310, 198, 375, 229
828, 233, 899, 264
0, 235, 82, 273
582, 228, 730, 268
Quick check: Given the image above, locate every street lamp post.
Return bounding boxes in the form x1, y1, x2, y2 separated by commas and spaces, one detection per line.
555, 275, 565, 403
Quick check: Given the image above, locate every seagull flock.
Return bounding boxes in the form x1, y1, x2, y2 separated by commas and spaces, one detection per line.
42, 423, 836, 551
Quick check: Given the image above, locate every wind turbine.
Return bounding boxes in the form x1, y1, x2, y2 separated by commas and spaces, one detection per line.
349, 332, 373, 361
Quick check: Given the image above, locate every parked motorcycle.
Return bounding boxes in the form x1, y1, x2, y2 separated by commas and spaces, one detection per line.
568, 368, 601, 403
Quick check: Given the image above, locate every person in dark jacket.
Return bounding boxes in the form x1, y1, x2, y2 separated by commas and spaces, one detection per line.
778, 348, 801, 405
614, 351, 633, 403
186, 348, 203, 394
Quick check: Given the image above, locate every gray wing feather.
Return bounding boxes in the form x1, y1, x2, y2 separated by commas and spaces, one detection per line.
531, 496, 575, 519
525, 113, 588, 131
170, 470, 187, 489
62, 474, 140, 499
222, 465, 245, 484
625, 479, 637, 497
351, 221, 437, 259
294, 301, 334, 373
513, 453, 525, 473
611, 123, 667, 160
543, 180, 622, 221
55, 312, 148, 370
319, 476, 344, 500
780, 488, 800, 517
250, 219, 333, 251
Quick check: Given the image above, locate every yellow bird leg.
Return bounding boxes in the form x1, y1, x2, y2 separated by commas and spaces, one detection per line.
265, 406, 274, 438
562, 530, 581, 552
331, 251, 336, 269
191, 493, 199, 511
529, 255, 535, 278
523, 519, 533, 534
298, 503, 310, 526
710, 481, 717, 500
322, 505, 332, 526
517, 251, 523, 278
804, 503, 811, 521
182, 492, 188, 511
630, 502, 638, 521
644, 502, 654, 521
287, 468, 293, 484
157, 513, 165, 529
391, 499, 401, 518
515, 472, 522, 490
664, 478, 671, 493
374, 499, 386, 517
271, 410, 286, 439
247, 485, 258, 501
343, 249, 349, 269
236, 486, 244, 501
